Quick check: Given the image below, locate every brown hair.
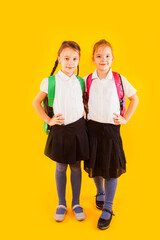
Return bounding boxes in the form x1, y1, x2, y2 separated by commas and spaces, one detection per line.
50, 41, 81, 76
43, 41, 81, 116
92, 39, 113, 58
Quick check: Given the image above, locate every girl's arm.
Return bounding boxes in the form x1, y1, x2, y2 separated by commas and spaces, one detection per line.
32, 91, 64, 126
113, 93, 139, 125
124, 93, 139, 122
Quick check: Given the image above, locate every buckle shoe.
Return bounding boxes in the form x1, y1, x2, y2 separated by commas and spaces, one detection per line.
97, 209, 115, 230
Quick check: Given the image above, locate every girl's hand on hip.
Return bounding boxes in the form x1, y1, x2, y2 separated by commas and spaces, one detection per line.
113, 113, 127, 125
48, 114, 65, 126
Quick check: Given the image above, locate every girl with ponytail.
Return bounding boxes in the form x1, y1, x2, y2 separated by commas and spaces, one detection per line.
83, 39, 139, 230
32, 41, 89, 222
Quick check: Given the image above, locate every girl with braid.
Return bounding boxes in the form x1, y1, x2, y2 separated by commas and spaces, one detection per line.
33, 41, 89, 222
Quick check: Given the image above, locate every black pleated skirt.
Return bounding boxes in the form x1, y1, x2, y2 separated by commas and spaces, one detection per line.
44, 118, 89, 164
84, 120, 126, 180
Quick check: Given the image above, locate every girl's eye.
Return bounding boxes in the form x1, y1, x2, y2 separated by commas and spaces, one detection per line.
73, 58, 77, 61
106, 55, 110, 58
65, 58, 69, 60
97, 56, 101, 58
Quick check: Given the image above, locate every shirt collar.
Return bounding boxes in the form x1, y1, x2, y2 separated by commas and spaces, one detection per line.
92, 68, 113, 80
58, 70, 76, 80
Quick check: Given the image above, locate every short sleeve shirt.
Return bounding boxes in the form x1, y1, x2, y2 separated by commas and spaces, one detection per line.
40, 70, 84, 125
83, 69, 137, 124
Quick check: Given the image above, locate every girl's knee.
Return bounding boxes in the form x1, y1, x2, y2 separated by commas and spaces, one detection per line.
70, 161, 81, 171
56, 162, 68, 172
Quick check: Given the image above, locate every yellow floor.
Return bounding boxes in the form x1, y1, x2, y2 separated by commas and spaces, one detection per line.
1, 140, 158, 239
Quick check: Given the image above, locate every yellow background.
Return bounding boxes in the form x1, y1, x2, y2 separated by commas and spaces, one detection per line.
1, 0, 160, 239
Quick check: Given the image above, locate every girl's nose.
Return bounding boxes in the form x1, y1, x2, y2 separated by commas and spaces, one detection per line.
69, 59, 74, 64
101, 56, 106, 61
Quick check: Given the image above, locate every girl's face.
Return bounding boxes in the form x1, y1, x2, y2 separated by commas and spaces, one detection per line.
92, 45, 113, 72
58, 47, 80, 77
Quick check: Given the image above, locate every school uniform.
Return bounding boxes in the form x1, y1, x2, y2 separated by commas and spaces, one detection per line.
40, 70, 89, 164
83, 69, 137, 180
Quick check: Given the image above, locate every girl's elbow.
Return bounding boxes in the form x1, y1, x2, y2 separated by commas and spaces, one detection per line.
132, 93, 139, 104
32, 98, 37, 109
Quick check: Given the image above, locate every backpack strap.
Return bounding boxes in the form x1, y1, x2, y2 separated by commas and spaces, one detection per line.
112, 72, 126, 116
86, 73, 93, 101
48, 75, 84, 106
76, 75, 84, 94
85, 71, 126, 116
48, 75, 56, 107
43, 75, 55, 135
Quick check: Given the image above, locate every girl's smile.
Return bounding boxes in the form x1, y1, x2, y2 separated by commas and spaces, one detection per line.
67, 67, 74, 69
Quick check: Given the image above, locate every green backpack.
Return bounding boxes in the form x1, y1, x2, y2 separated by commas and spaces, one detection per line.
42, 75, 84, 134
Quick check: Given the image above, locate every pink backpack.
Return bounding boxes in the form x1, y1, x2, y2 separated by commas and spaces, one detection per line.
86, 71, 126, 116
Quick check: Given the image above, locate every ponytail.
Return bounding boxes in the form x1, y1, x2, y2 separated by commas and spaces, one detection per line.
50, 59, 58, 76
77, 65, 79, 76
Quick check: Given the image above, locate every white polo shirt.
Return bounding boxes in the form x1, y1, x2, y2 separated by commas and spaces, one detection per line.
40, 70, 84, 125
83, 69, 137, 124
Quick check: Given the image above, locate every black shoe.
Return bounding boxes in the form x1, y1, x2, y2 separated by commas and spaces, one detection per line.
97, 209, 115, 230
95, 193, 104, 210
